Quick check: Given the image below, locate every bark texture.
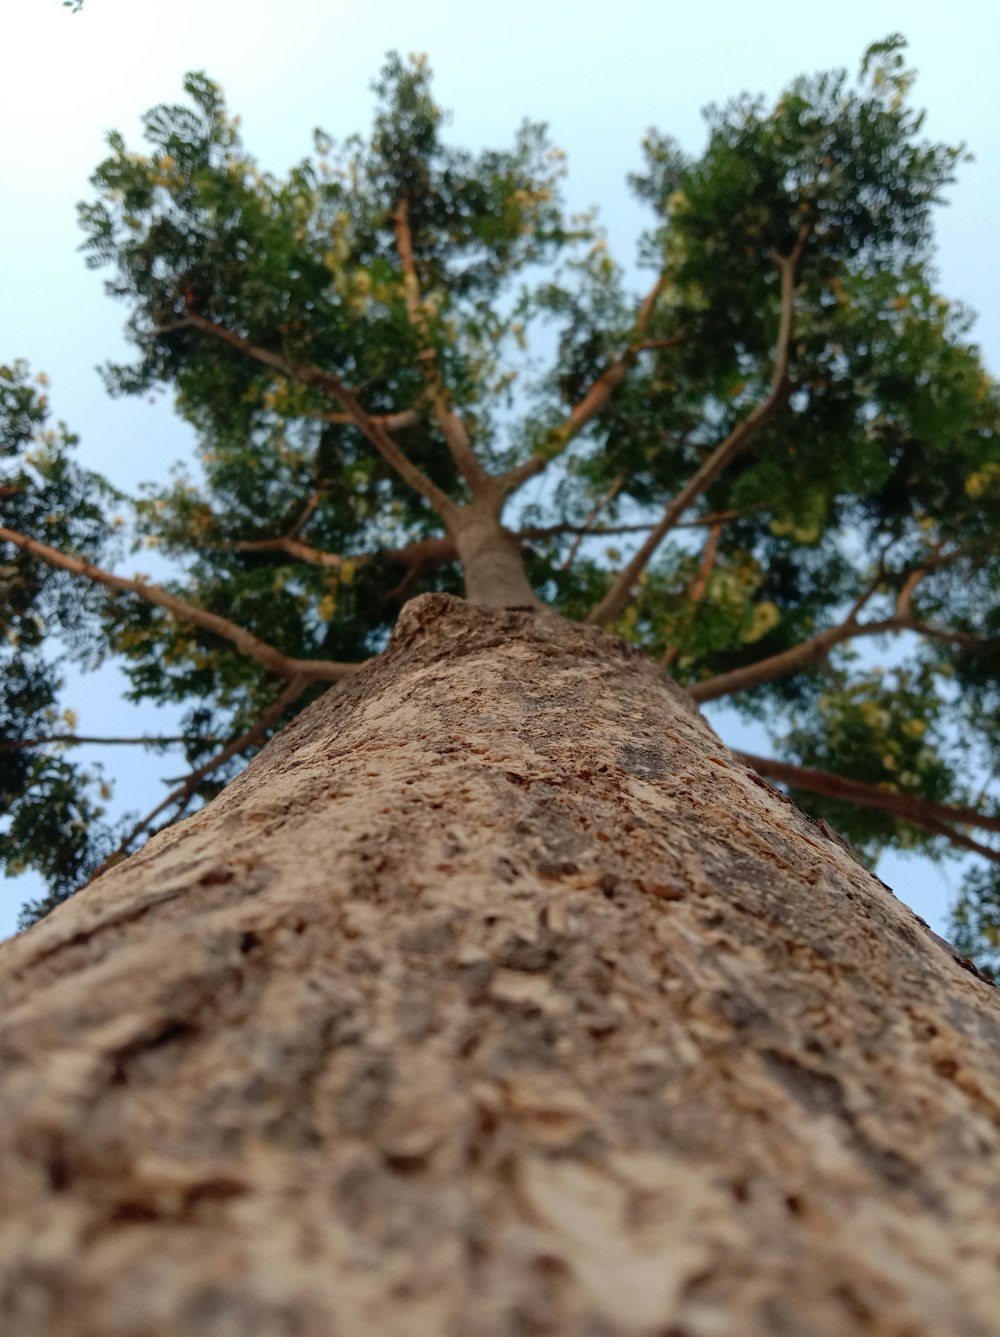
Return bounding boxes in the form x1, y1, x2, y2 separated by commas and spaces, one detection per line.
453, 513, 545, 610
1, 594, 999, 1337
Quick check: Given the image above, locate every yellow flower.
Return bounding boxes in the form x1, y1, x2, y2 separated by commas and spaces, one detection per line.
965, 463, 1000, 499
741, 601, 781, 643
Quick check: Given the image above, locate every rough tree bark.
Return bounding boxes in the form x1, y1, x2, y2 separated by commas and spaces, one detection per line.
1, 595, 999, 1337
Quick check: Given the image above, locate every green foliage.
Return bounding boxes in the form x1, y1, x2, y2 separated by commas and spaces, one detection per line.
4, 43, 1000, 960
779, 663, 957, 858
1, 655, 113, 908
0, 363, 119, 892
949, 867, 1000, 981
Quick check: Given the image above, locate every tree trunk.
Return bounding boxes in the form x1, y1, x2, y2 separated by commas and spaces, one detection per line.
1, 594, 999, 1337
452, 511, 545, 609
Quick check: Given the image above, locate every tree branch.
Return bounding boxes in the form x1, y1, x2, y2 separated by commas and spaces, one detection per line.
391, 196, 490, 495
308, 407, 421, 432
896, 565, 928, 621
0, 734, 209, 752
517, 508, 751, 545
0, 525, 361, 683
737, 752, 1000, 837
690, 615, 903, 703
211, 532, 456, 578
633, 336, 686, 352
171, 303, 460, 524
496, 276, 676, 495
586, 228, 810, 629
212, 535, 345, 568
905, 620, 991, 653
892, 538, 959, 619
919, 820, 1000, 867
287, 486, 325, 539
691, 606, 994, 704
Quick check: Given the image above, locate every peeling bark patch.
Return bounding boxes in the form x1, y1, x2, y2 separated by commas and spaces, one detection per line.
336, 1055, 397, 1136
762, 1048, 935, 1204
618, 740, 673, 780
762, 1048, 848, 1116
110, 1019, 197, 1085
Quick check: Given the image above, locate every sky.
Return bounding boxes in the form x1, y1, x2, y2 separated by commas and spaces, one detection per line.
2, 0, 997, 938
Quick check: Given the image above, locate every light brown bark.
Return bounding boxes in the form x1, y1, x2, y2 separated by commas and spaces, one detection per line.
452, 512, 545, 609
1, 595, 999, 1337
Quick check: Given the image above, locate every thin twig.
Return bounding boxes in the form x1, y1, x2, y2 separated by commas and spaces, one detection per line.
586, 225, 810, 629
172, 301, 459, 523
918, 820, 1000, 866
287, 487, 324, 539
496, 276, 677, 495
561, 475, 624, 570
903, 620, 990, 653
214, 535, 345, 568
517, 508, 751, 544
391, 196, 490, 494
844, 547, 894, 625
972, 765, 998, 813
0, 734, 212, 752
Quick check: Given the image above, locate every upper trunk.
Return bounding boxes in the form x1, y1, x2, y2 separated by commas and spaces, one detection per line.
1, 595, 998, 1337
452, 510, 545, 609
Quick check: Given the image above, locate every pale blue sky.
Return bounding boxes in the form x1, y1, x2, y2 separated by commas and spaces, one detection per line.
2, 0, 997, 936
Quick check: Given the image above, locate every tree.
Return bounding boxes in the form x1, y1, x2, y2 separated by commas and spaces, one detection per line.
4, 41, 999, 958
2, 40, 1000, 1333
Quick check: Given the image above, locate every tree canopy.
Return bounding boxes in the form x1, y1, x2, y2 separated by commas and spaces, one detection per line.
3, 39, 1000, 964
